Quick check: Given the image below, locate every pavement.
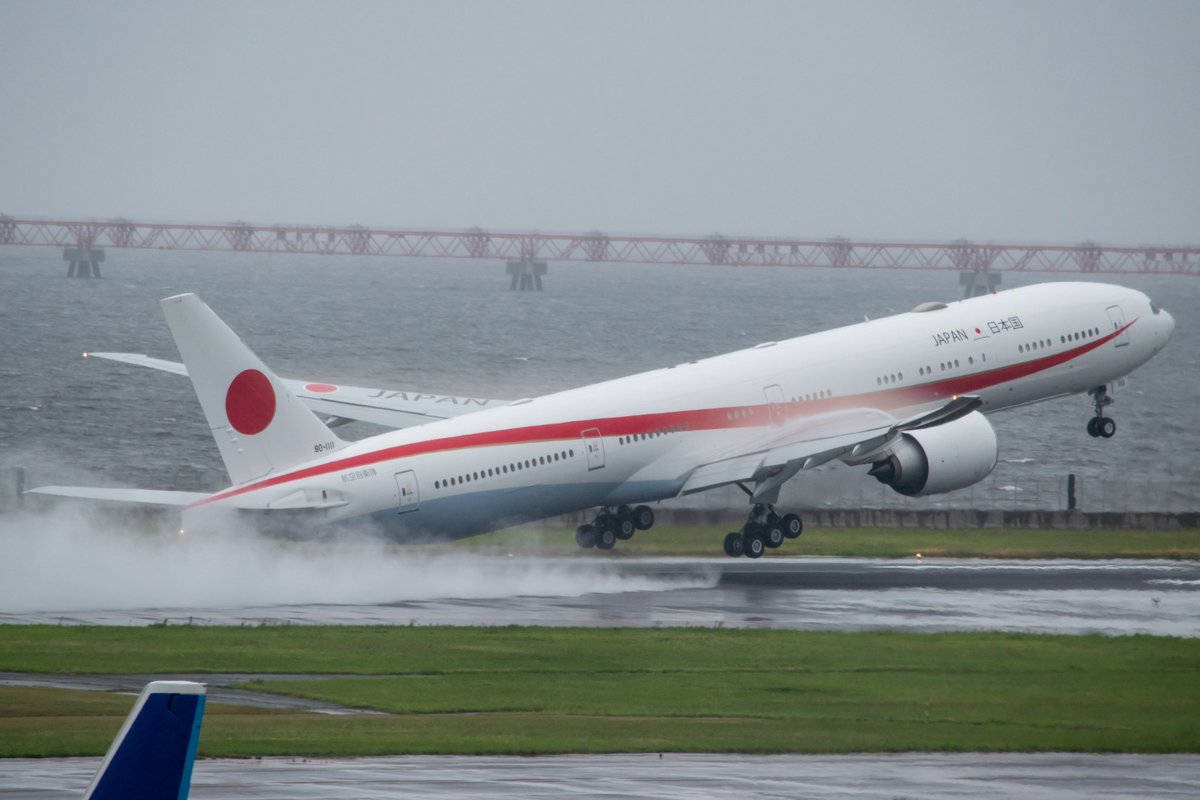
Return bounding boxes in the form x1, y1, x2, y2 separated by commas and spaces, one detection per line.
4, 753, 1200, 799
2, 557, 1197, 637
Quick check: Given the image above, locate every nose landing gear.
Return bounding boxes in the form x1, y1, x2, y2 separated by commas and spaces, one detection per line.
1087, 386, 1116, 439
723, 504, 803, 558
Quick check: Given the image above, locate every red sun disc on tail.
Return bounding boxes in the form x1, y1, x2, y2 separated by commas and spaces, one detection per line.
225, 369, 276, 435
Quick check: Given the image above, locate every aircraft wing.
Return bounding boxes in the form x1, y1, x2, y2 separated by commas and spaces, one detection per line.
680, 396, 982, 500
87, 352, 508, 429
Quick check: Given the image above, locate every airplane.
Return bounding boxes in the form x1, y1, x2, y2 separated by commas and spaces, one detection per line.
83, 680, 206, 800
30, 281, 1174, 558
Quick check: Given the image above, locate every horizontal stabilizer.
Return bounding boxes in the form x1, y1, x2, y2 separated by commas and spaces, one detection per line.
26, 486, 208, 507
86, 352, 188, 376
84, 680, 206, 800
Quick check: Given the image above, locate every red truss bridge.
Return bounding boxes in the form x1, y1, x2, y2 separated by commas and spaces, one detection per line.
1, 216, 1196, 283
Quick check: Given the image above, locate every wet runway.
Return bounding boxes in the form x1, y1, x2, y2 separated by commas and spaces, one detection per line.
4, 753, 1200, 799
3, 557, 1198, 637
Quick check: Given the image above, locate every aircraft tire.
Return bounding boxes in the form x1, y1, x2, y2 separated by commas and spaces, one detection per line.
763, 524, 785, 549
1100, 417, 1116, 438
575, 525, 596, 549
633, 505, 655, 530
744, 531, 766, 559
723, 532, 744, 558
615, 517, 636, 540
781, 513, 803, 539
595, 526, 617, 550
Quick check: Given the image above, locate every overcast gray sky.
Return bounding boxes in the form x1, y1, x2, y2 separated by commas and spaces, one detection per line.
1, 1, 1197, 244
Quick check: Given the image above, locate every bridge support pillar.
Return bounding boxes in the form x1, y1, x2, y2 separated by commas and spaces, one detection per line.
507, 260, 547, 291
959, 270, 1000, 298
64, 248, 104, 278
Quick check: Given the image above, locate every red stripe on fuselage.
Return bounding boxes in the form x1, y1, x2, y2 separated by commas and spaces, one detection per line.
189, 318, 1135, 509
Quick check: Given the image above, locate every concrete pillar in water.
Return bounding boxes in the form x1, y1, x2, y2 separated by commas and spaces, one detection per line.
63, 248, 105, 278
12, 466, 26, 510
506, 260, 547, 291
959, 270, 1001, 298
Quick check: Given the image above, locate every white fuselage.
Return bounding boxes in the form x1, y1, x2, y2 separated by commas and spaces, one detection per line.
184, 282, 1174, 538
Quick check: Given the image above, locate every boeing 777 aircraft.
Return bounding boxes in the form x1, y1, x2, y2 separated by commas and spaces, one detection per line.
31, 281, 1174, 558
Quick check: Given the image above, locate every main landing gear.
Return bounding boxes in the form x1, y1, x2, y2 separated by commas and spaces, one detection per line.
576, 504, 655, 550
723, 504, 803, 559
1086, 386, 1116, 439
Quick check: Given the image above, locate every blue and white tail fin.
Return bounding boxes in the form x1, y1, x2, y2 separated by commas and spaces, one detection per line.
160, 293, 346, 485
83, 681, 206, 800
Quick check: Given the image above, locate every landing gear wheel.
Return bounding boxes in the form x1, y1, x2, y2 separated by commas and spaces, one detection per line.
632, 505, 655, 531
594, 525, 617, 550
575, 524, 596, 549
723, 532, 745, 558
744, 531, 766, 559
781, 513, 803, 539
1088, 386, 1116, 440
763, 523, 785, 549
614, 516, 636, 540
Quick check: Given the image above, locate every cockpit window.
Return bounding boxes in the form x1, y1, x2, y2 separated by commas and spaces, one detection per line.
1151, 301, 1162, 315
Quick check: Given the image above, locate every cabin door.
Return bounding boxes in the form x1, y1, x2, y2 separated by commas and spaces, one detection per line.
1106, 305, 1130, 347
764, 384, 786, 425
394, 470, 420, 513
581, 428, 606, 471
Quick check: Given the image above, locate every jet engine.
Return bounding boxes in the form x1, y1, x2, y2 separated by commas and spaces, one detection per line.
868, 411, 998, 497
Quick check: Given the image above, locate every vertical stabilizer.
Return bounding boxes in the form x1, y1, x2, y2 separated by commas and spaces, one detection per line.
83, 681, 206, 800
160, 294, 345, 485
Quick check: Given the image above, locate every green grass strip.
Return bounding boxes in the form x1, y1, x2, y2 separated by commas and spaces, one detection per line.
0, 626, 1197, 756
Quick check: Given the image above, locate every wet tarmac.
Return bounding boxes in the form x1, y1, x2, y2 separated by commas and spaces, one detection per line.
2, 557, 1198, 637
4, 753, 1199, 799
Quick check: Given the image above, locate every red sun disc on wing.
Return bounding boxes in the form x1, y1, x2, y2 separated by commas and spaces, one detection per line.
304, 383, 339, 393
225, 369, 276, 435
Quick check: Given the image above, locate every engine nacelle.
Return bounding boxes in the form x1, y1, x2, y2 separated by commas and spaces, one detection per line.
868, 411, 998, 497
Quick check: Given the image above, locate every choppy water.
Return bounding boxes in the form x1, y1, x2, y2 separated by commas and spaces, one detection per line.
0, 247, 1196, 513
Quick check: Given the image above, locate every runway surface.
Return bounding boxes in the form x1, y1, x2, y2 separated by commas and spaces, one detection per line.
4, 753, 1200, 799
3, 556, 1198, 637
